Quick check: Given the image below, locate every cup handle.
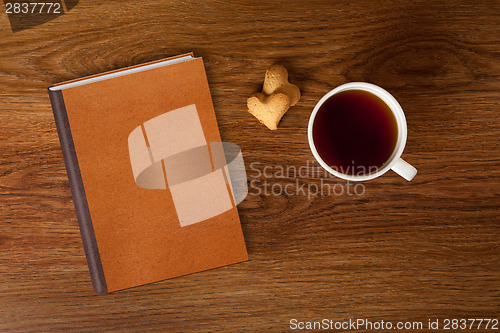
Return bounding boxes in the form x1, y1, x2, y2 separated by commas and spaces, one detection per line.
391, 158, 417, 181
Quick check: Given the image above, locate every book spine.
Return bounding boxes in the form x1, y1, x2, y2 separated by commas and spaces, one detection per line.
48, 88, 108, 295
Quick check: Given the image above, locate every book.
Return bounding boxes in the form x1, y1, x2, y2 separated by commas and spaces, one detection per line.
48, 53, 248, 294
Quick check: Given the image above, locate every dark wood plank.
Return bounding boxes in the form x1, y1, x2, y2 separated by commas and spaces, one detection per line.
1, 0, 499, 331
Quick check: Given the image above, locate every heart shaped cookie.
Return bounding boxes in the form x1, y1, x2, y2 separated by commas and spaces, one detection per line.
247, 92, 290, 130
262, 65, 301, 106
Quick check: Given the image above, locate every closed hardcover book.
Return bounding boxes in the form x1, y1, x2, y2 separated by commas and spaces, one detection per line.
48, 53, 248, 294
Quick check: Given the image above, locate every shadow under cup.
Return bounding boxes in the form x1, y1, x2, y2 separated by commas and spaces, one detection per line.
308, 83, 410, 181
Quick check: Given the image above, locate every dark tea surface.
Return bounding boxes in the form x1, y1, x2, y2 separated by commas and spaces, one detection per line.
312, 89, 398, 175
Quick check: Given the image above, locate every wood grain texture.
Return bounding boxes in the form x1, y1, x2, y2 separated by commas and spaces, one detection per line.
1, 0, 499, 331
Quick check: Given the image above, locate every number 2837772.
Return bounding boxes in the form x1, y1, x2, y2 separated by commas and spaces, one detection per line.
5, 2, 61, 14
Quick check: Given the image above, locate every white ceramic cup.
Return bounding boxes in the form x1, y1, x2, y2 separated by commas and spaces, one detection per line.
308, 82, 417, 181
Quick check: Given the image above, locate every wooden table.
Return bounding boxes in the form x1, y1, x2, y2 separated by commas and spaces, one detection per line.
1, 1, 499, 331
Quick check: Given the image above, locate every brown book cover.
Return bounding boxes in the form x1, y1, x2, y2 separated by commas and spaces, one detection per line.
48, 53, 248, 294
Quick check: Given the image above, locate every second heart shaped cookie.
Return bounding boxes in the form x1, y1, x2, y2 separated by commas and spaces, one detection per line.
262, 64, 301, 106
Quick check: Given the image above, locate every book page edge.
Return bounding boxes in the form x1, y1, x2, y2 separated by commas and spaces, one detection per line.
49, 55, 195, 91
